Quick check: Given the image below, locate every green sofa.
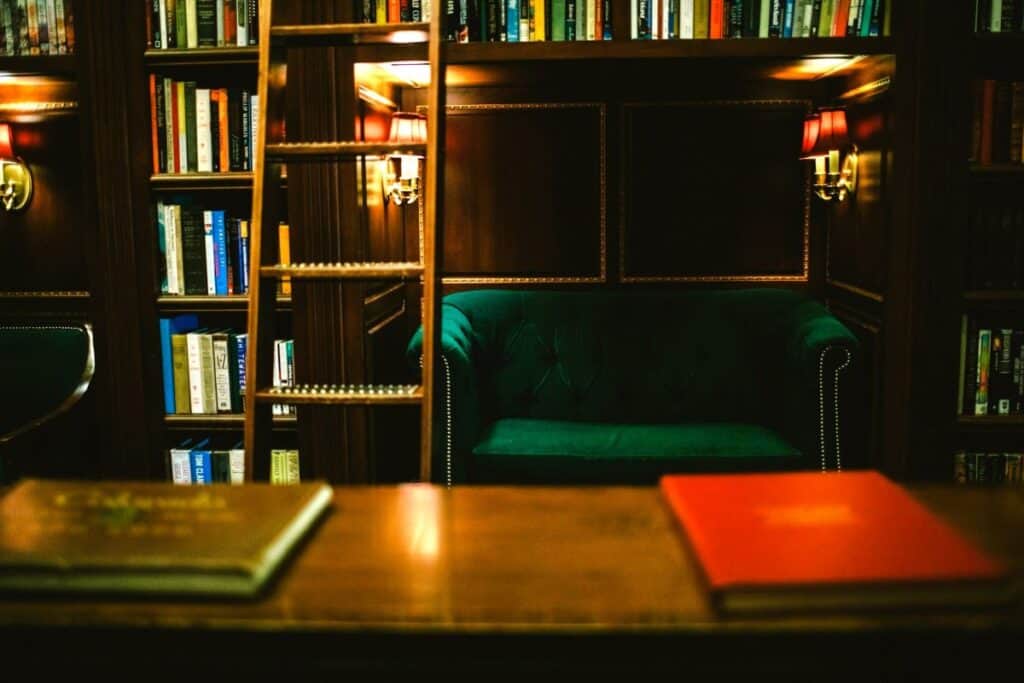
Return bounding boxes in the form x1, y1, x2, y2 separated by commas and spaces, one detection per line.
407, 289, 858, 485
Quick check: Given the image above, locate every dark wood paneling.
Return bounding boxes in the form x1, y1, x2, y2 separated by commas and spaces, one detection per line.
0, 118, 87, 292
827, 94, 891, 300
622, 100, 809, 281
442, 104, 605, 281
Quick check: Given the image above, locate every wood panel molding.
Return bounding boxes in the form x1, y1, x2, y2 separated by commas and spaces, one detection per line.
620, 99, 811, 283
438, 102, 607, 284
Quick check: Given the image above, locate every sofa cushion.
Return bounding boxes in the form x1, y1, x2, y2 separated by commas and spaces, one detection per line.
471, 418, 803, 483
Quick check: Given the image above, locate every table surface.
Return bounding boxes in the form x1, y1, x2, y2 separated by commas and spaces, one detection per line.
0, 483, 1022, 674
0, 483, 1020, 632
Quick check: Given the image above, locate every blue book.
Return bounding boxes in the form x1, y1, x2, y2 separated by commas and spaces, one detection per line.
507, 0, 519, 41
859, 0, 876, 37
189, 438, 213, 484
239, 220, 250, 294
159, 314, 200, 414
213, 210, 228, 295
668, 0, 676, 39
782, 0, 795, 38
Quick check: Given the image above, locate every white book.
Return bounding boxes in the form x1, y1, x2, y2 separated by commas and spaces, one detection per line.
158, 0, 167, 49
423, 0, 431, 22
631, 0, 638, 39
587, 0, 596, 40
216, 0, 224, 46
199, 332, 217, 414
680, 0, 694, 38
169, 446, 193, 484
54, 0, 66, 53
186, 331, 206, 414
163, 203, 181, 294
45, 0, 57, 52
228, 447, 245, 484
213, 333, 232, 413
196, 88, 213, 172
660, 0, 668, 39
249, 94, 260, 168
272, 339, 282, 416
759, 0, 770, 37
173, 206, 186, 295
203, 210, 216, 295
176, 82, 188, 173
186, 0, 198, 48
237, 0, 248, 46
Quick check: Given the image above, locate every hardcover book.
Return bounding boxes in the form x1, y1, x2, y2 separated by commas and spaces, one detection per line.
0, 479, 332, 597
660, 471, 1011, 616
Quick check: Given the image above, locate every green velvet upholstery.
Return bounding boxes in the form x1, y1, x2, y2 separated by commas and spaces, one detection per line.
0, 324, 95, 445
407, 289, 858, 485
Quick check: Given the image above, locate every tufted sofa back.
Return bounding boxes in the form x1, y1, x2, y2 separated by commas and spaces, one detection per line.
438, 288, 828, 427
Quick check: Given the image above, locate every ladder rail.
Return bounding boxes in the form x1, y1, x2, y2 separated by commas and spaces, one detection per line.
244, 0, 288, 482
420, 10, 446, 483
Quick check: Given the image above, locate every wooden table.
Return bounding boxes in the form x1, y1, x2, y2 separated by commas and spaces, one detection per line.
0, 484, 1021, 676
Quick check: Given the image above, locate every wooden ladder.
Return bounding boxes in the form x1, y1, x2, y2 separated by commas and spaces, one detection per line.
244, 4, 445, 483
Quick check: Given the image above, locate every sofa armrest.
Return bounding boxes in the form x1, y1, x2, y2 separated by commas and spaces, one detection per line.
406, 305, 483, 485
773, 301, 859, 471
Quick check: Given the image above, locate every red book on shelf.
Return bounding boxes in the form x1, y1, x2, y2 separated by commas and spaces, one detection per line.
832, 0, 850, 37
980, 79, 996, 166
659, 471, 1011, 616
710, 0, 724, 39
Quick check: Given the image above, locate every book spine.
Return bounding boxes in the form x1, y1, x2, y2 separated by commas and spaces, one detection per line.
163, 78, 177, 173
157, 203, 170, 294
159, 318, 177, 413
213, 333, 232, 413
551, 0, 565, 39
203, 210, 216, 295
249, 94, 259, 170
278, 222, 291, 295
216, 0, 224, 45
186, 332, 206, 413
976, 328, 992, 415
196, 0, 217, 45
190, 448, 213, 484
199, 332, 217, 413
228, 448, 245, 483
240, 89, 251, 170
239, 219, 250, 293
237, 0, 247, 45
228, 332, 242, 412
185, 0, 198, 46
224, 0, 236, 44
172, 333, 191, 414
213, 210, 228, 295
209, 93, 220, 172
236, 333, 248, 410
247, 0, 256, 45
211, 451, 231, 482
173, 205, 186, 295
185, 81, 198, 171
54, 0, 66, 52
166, 0, 177, 47
170, 448, 193, 484
195, 88, 212, 172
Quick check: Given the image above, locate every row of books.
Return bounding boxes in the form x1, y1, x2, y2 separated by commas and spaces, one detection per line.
159, 315, 247, 415
168, 439, 301, 484
965, 202, 1024, 290
356, 0, 432, 26
149, 75, 259, 174
0, 0, 74, 55
146, 0, 259, 49
954, 452, 1024, 484
975, 0, 1024, 33
969, 80, 1024, 166
156, 201, 250, 296
630, 0, 887, 40
957, 316, 1024, 416
443, 0, 611, 41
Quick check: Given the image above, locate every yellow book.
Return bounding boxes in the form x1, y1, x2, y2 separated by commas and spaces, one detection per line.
171, 333, 191, 414
278, 222, 291, 296
536, 0, 546, 41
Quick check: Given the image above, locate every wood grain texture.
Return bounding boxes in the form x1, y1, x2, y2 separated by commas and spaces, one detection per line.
0, 485, 1019, 676
622, 100, 809, 282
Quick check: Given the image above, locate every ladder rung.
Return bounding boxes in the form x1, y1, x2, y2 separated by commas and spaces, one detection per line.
266, 142, 426, 159
270, 23, 429, 46
260, 262, 424, 280
256, 384, 423, 405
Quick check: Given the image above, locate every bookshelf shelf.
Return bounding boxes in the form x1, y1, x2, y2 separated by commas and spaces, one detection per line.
956, 415, 1024, 429
164, 414, 297, 430
963, 290, 1024, 302
151, 172, 254, 190
443, 37, 895, 63
0, 55, 76, 75
157, 295, 290, 312
143, 47, 259, 66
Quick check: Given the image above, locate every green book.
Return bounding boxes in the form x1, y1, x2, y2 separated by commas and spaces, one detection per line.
185, 81, 197, 172
552, 0, 565, 40
175, 0, 187, 48
211, 450, 231, 482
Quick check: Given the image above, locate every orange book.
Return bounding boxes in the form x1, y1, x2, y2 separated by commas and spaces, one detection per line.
660, 471, 1011, 616
709, 0, 723, 39
216, 88, 230, 173
278, 222, 291, 296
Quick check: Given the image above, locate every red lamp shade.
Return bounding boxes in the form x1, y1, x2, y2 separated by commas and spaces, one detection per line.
0, 123, 15, 159
800, 114, 821, 158
801, 108, 850, 158
388, 112, 427, 144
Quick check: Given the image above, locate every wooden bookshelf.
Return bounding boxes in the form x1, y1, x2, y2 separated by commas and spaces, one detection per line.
156, 295, 290, 312
151, 172, 254, 191
955, 415, 1024, 430
164, 414, 296, 430
444, 37, 895, 63
143, 47, 259, 66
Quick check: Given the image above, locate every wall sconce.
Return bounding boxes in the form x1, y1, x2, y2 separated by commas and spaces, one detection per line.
801, 108, 857, 202
0, 123, 32, 211
382, 111, 426, 206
